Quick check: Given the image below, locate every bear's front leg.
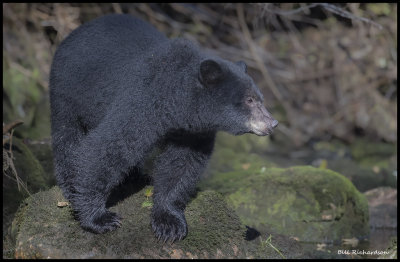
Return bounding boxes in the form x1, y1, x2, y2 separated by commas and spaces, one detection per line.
151, 133, 215, 242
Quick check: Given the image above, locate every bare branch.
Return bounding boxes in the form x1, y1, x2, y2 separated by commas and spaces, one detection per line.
261, 3, 383, 30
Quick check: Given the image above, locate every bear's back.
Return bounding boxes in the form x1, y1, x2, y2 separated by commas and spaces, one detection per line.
50, 14, 168, 133
54, 14, 167, 62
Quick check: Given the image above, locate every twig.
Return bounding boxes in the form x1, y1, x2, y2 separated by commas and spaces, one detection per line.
8, 128, 21, 191
262, 3, 383, 30
3, 120, 24, 135
319, 3, 383, 30
260, 234, 286, 259
2, 120, 31, 195
3, 168, 31, 195
261, 3, 320, 16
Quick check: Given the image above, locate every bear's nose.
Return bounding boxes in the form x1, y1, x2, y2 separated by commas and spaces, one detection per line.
272, 120, 279, 128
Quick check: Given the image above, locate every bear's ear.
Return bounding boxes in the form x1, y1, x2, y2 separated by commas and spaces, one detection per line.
236, 61, 247, 73
199, 59, 223, 86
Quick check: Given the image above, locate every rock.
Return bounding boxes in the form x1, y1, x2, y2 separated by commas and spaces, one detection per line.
364, 187, 397, 229
11, 185, 341, 259
3, 138, 50, 194
3, 137, 56, 258
3, 138, 50, 230
199, 166, 370, 243
10, 186, 259, 258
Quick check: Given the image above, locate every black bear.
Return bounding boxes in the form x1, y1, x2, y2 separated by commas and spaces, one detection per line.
50, 14, 278, 242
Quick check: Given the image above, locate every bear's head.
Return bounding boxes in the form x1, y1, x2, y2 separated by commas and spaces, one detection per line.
198, 58, 278, 136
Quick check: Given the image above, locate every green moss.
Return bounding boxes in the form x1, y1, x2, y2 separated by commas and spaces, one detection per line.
201, 166, 369, 243
229, 187, 258, 215
12, 138, 49, 191
12, 186, 252, 258
3, 137, 50, 226
181, 190, 246, 254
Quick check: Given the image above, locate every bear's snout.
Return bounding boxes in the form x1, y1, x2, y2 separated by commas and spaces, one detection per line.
247, 103, 278, 136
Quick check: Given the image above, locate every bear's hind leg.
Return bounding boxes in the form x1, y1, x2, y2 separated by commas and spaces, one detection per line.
71, 180, 123, 234
74, 194, 122, 234
52, 124, 85, 200
68, 136, 130, 234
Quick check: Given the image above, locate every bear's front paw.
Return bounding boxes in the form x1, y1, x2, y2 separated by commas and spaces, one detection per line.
81, 210, 122, 234
151, 210, 187, 243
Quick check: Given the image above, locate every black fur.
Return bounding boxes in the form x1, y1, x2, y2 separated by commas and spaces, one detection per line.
50, 14, 277, 241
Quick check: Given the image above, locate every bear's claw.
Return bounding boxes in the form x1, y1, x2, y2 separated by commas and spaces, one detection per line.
151, 210, 187, 243
81, 210, 122, 234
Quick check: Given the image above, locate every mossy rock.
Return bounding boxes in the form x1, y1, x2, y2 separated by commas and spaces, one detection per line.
3, 138, 50, 219
11, 185, 344, 259
12, 186, 256, 259
200, 166, 369, 243
3, 137, 52, 258
6, 138, 50, 191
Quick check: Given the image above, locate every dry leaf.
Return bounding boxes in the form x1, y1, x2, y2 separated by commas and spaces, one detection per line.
57, 201, 69, 207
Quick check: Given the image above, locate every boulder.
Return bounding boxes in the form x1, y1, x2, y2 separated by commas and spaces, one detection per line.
10, 186, 261, 258
199, 165, 370, 243
3, 138, 51, 232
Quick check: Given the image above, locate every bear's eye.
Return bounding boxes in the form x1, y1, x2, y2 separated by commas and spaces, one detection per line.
246, 97, 254, 104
